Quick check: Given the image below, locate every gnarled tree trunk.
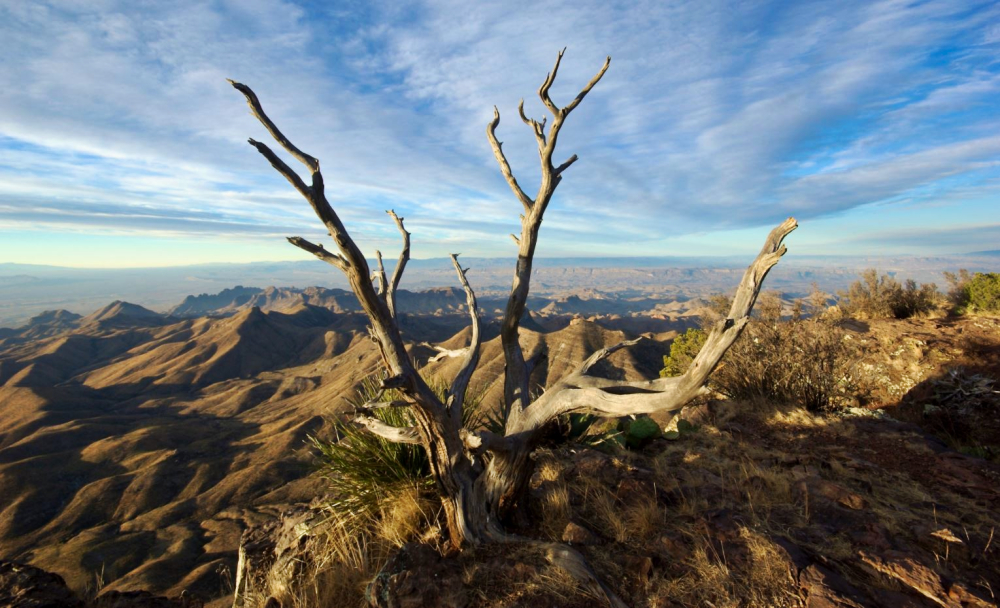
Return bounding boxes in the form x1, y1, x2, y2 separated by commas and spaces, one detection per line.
230, 48, 797, 601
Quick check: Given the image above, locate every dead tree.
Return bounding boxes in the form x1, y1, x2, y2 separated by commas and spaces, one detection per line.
230, 48, 795, 570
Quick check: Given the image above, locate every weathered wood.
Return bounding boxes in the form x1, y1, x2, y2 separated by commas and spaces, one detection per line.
231, 51, 796, 564
493, 52, 612, 428
386, 210, 409, 318
231, 79, 483, 548
447, 254, 481, 421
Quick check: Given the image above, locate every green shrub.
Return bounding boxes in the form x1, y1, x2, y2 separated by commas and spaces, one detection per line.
660, 327, 707, 377
966, 273, 1000, 312
838, 269, 939, 319
947, 270, 1000, 314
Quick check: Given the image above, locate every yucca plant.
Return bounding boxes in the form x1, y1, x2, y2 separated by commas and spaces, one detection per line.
312, 374, 430, 525
312, 373, 488, 525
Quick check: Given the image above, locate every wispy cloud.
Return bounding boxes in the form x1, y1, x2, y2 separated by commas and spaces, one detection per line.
0, 0, 998, 266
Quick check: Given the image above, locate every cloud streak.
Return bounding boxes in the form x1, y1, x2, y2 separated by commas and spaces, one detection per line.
0, 0, 998, 265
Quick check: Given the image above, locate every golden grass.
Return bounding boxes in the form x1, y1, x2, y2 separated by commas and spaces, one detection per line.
241, 484, 434, 608
376, 484, 435, 548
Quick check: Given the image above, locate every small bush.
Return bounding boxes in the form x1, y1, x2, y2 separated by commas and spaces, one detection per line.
947, 270, 1000, 314
838, 269, 939, 319
660, 328, 707, 378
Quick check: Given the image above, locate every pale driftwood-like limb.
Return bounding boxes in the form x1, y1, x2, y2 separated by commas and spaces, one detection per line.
355, 415, 420, 444
576, 337, 643, 376
386, 210, 409, 318
428, 346, 469, 363
447, 254, 482, 420
286, 236, 348, 271
460, 428, 509, 456
497, 50, 612, 427
487, 107, 533, 212
374, 250, 388, 297
511, 217, 797, 435
354, 400, 411, 411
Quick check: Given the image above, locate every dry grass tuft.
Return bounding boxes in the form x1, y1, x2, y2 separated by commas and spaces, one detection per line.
376, 484, 436, 548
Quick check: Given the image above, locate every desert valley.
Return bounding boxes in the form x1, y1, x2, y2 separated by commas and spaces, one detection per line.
2, 261, 1000, 607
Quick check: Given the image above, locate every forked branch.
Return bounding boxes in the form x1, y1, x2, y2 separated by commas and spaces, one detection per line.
447, 254, 482, 420
487, 108, 534, 212
229, 79, 319, 172
386, 210, 410, 318
511, 217, 798, 434
495, 50, 611, 425
230, 79, 443, 415
538, 49, 611, 119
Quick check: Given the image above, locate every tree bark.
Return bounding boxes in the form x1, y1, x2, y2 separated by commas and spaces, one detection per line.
231, 51, 797, 570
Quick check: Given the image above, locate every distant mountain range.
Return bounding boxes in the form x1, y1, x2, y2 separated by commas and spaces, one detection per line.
2, 252, 996, 327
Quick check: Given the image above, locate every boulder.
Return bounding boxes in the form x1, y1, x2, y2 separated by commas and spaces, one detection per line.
0, 561, 83, 608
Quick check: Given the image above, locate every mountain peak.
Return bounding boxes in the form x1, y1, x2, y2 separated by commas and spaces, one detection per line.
82, 301, 162, 325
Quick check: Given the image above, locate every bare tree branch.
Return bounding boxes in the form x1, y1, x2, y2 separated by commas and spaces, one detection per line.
428, 345, 469, 363
487, 107, 534, 212
374, 250, 387, 298
230, 79, 445, 419
511, 217, 797, 434
356, 415, 420, 444
286, 236, 348, 271
447, 254, 482, 420
554, 155, 578, 175
518, 99, 547, 152
247, 139, 311, 199
576, 337, 643, 376
497, 50, 611, 428
561, 56, 611, 116
229, 80, 319, 172
386, 210, 409, 318
538, 48, 567, 117
460, 428, 509, 455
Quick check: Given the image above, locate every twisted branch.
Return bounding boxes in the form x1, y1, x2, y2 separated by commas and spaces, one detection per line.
511, 217, 798, 434
487, 107, 534, 212
448, 254, 482, 421
495, 50, 611, 427
386, 210, 409, 318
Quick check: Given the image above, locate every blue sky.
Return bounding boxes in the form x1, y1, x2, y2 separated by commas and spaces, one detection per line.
0, 0, 998, 267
